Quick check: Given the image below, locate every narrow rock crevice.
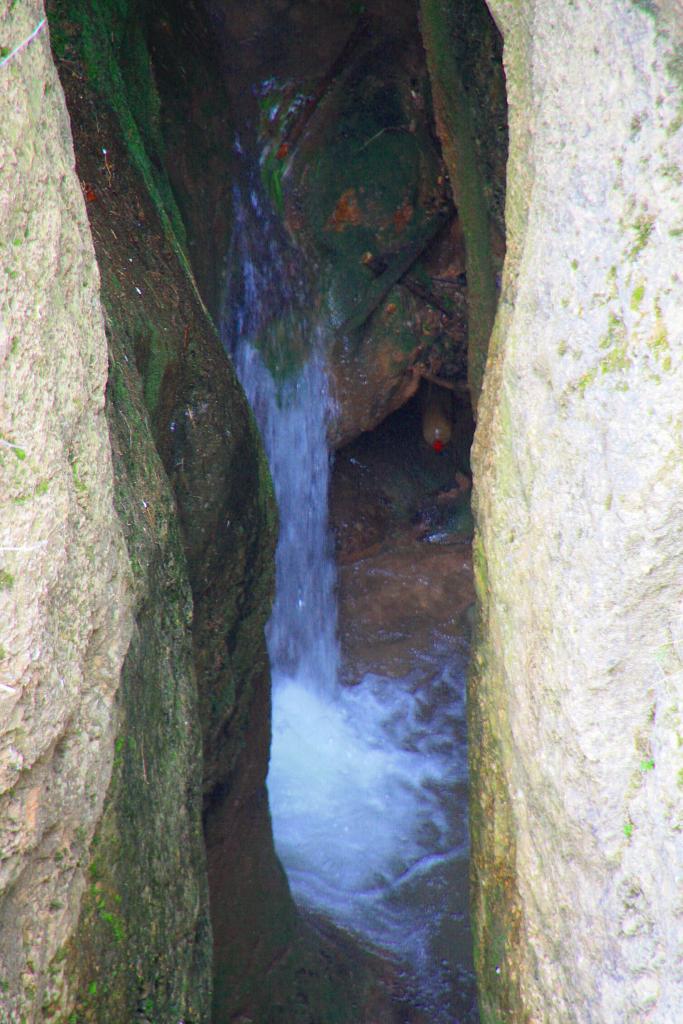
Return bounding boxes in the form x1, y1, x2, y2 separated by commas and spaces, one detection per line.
6, 2, 683, 1022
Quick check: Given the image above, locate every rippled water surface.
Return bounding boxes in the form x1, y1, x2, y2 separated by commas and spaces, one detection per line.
269, 631, 474, 1021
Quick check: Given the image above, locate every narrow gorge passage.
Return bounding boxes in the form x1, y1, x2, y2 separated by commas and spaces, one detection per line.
9, 2, 680, 1022
327, 397, 478, 1020
215, 0, 505, 1017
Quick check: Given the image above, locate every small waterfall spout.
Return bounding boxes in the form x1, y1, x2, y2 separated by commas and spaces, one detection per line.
235, 345, 339, 692
225, 181, 339, 693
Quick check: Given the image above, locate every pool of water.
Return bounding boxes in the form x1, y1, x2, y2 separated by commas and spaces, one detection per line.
269, 526, 477, 1022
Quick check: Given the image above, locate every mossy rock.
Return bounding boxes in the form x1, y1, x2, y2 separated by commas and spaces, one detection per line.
283, 38, 447, 334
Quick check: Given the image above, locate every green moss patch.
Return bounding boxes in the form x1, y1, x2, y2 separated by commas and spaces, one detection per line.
630, 282, 645, 310
627, 212, 655, 260
48, 0, 188, 265
0, 569, 15, 590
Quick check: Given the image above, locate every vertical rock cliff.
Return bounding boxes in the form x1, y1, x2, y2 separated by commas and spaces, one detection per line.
0, 1, 133, 1016
470, 1, 683, 1020
2, 0, 279, 1019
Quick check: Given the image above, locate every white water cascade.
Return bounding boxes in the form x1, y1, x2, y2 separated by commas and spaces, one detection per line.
224, 181, 475, 1022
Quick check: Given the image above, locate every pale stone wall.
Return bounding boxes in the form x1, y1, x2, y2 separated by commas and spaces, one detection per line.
472, 1, 683, 1021
0, 2, 132, 1017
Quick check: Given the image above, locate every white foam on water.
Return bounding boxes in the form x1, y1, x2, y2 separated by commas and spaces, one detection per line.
268, 658, 469, 977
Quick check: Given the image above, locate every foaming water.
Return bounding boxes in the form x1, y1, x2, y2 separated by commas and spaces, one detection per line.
225, 179, 474, 1021
268, 647, 471, 1017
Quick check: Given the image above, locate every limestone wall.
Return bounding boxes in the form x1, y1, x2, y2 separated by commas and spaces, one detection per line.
472, 0, 683, 1020
1, 2, 277, 1018
0, 2, 133, 1017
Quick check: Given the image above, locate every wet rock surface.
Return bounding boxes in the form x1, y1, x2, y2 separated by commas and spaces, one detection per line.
27, 2, 277, 1019
212, 0, 470, 446
331, 387, 474, 567
339, 537, 474, 684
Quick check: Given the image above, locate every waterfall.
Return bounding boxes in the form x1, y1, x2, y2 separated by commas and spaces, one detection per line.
234, 344, 339, 692
224, 178, 475, 1023
225, 181, 339, 692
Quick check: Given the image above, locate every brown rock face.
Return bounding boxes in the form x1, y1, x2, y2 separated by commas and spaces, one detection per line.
208, 0, 470, 448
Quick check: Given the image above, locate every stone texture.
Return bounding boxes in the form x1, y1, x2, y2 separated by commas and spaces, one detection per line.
147, 0, 236, 320
209, 0, 470, 448
284, 20, 467, 447
45, 3, 280, 1016
419, 0, 505, 408
0, 0, 282, 1016
0, 2, 133, 1017
471, 1, 683, 1020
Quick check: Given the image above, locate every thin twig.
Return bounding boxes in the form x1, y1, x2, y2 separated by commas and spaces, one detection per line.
0, 541, 47, 552
357, 125, 410, 154
411, 367, 468, 394
0, 18, 46, 70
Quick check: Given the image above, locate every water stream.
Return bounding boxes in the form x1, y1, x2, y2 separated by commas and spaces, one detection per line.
223, 180, 475, 1022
